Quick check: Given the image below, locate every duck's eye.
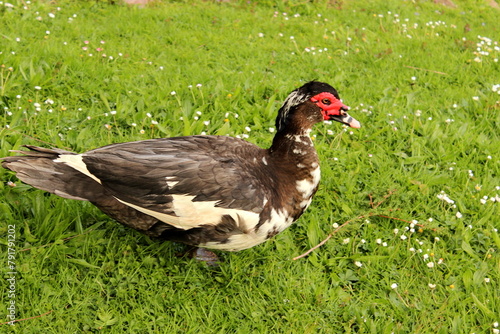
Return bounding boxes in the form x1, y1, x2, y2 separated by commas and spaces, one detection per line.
321, 98, 331, 105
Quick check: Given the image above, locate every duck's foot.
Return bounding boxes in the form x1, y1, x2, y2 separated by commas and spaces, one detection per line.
189, 247, 220, 266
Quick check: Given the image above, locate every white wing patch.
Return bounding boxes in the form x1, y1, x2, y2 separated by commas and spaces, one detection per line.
165, 176, 179, 189
114, 194, 260, 231
54, 154, 102, 184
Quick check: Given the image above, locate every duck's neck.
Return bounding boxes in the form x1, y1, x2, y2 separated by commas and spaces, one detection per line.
267, 127, 321, 219
268, 128, 319, 167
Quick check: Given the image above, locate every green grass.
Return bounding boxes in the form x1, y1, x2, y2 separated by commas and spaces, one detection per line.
1, 0, 499, 332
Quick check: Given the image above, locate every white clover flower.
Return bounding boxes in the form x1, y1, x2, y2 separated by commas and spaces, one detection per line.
428, 283, 436, 289
437, 191, 455, 204
391, 283, 398, 289
456, 211, 463, 219
343, 238, 350, 244
354, 261, 363, 267
427, 262, 435, 268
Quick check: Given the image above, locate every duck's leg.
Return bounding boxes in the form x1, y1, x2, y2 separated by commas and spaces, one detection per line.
190, 247, 220, 266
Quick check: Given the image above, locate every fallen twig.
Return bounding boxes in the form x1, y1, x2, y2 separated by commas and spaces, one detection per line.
369, 189, 397, 209
293, 213, 424, 260
3, 129, 73, 150
0, 310, 53, 326
293, 189, 425, 260
293, 216, 362, 260
20, 229, 95, 252
404, 65, 448, 75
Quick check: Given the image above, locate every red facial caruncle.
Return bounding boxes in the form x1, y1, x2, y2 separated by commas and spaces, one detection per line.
310, 92, 349, 120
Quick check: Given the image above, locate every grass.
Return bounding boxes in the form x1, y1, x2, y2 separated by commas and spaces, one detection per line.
0, 0, 499, 332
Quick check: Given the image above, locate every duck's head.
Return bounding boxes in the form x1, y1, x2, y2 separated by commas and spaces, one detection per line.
275, 81, 361, 133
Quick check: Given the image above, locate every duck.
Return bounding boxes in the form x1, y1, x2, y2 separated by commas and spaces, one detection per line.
2, 81, 360, 262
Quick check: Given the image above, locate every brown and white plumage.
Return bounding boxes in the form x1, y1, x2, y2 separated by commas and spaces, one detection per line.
2, 81, 360, 252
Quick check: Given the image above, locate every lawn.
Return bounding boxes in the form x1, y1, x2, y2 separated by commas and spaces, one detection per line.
0, 0, 499, 332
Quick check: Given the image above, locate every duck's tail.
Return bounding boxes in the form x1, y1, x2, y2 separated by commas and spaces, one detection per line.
2, 145, 166, 235
2, 145, 101, 201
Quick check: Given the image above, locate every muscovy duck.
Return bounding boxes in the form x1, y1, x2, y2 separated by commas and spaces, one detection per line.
2, 81, 360, 257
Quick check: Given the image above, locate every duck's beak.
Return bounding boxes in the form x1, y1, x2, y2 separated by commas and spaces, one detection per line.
326, 105, 361, 128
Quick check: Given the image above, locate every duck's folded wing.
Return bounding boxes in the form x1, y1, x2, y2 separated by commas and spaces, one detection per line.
66, 136, 268, 230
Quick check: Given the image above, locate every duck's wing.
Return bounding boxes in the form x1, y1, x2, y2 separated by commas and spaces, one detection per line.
63, 135, 270, 230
